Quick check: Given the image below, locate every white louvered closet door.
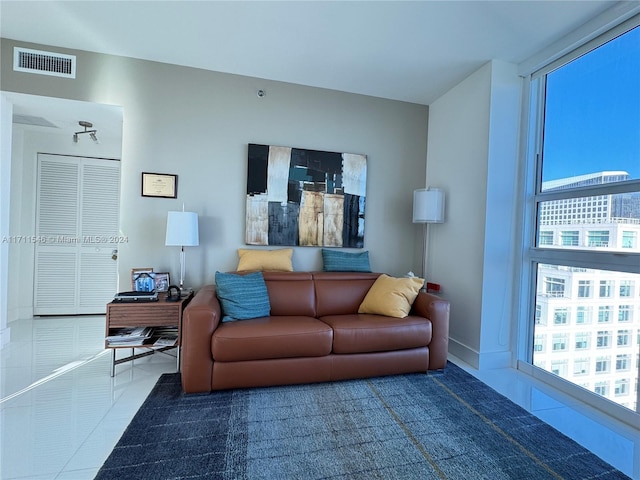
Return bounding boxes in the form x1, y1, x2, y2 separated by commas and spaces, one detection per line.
34, 154, 120, 315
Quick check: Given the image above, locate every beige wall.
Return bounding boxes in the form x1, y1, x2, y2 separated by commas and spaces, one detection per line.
1, 39, 429, 318
425, 60, 521, 369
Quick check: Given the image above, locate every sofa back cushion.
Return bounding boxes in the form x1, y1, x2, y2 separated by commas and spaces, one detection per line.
313, 272, 381, 317
321, 249, 371, 272
237, 248, 293, 272
262, 271, 316, 316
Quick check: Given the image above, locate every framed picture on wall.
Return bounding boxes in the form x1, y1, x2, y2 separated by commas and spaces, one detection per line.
245, 143, 367, 248
141, 172, 178, 198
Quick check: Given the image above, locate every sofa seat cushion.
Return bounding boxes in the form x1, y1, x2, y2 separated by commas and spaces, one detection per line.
212, 316, 333, 362
320, 314, 431, 354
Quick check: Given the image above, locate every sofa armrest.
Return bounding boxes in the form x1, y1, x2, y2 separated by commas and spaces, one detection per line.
181, 285, 221, 393
411, 291, 450, 370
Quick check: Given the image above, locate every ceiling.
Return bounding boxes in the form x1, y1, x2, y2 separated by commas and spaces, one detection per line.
0, 0, 627, 136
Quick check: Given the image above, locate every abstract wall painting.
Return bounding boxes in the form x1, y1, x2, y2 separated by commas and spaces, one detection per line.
246, 144, 367, 248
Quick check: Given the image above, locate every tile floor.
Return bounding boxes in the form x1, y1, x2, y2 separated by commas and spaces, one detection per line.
0, 315, 638, 479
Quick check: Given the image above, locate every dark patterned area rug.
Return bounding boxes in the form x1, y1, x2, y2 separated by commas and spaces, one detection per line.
95, 362, 629, 479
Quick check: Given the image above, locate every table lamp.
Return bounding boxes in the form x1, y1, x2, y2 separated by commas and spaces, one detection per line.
165, 210, 199, 293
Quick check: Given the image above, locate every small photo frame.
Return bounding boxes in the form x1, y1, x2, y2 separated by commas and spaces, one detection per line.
131, 268, 154, 291
141, 172, 178, 198
153, 272, 170, 292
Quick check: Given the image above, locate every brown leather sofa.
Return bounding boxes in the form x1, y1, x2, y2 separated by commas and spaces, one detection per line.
180, 271, 450, 393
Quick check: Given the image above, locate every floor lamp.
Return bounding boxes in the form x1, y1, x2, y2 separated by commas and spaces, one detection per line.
165, 210, 199, 293
413, 188, 445, 281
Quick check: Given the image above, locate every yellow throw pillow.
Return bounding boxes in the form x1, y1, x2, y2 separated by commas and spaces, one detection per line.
237, 248, 293, 272
358, 274, 424, 318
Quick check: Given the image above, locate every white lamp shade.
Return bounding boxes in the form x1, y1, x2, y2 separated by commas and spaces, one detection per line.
165, 211, 199, 246
413, 188, 445, 223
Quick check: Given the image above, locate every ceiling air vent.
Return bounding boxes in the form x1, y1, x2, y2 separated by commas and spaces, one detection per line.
13, 47, 76, 79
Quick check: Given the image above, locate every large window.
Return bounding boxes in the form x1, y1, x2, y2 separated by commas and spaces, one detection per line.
619, 281, 634, 297
622, 231, 637, 249
539, 231, 554, 246
561, 231, 579, 246
576, 306, 592, 324
597, 306, 612, 323
544, 276, 565, 297
574, 358, 589, 375
575, 332, 590, 349
598, 280, 613, 298
595, 381, 609, 396
577, 280, 592, 298
552, 333, 569, 351
618, 306, 632, 322
553, 308, 568, 325
617, 330, 631, 347
527, 23, 640, 419
596, 357, 611, 374
588, 231, 610, 248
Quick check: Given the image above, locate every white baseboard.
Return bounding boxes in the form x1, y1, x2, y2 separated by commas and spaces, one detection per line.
477, 350, 512, 370
447, 337, 512, 370
448, 338, 479, 368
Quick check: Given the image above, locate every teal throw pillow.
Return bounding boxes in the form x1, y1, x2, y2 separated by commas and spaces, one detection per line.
322, 249, 371, 272
215, 271, 271, 322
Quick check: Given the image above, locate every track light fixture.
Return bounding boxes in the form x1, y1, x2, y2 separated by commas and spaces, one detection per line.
73, 120, 99, 143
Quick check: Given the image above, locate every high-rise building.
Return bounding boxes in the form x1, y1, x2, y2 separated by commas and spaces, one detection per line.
534, 172, 640, 411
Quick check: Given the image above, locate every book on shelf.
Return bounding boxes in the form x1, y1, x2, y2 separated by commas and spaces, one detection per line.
153, 335, 178, 347
106, 326, 153, 346
152, 326, 178, 347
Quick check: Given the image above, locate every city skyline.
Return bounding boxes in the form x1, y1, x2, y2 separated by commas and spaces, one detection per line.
534, 179, 640, 411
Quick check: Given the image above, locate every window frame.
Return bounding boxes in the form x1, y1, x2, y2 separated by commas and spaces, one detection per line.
588, 231, 610, 248
552, 333, 569, 351
614, 379, 629, 396
544, 276, 566, 297
577, 280, 592, 298
619, 281, 633, 297
616, 354, 631, 371
618, 306, 632, 322
596, 330, 612, 348
561, 230, 580, 247
575, 306, 592, 324
573, 358, 590, 375
617, 330, 631, 346
595, 381, 609, 396
597, 306, 612, 323
622, 231, 637, 249
516, 14, 640, 427
595, 356, 611, 373
599, 280, 613, 298
553, 308, 569, 325
575, 332, 590, 350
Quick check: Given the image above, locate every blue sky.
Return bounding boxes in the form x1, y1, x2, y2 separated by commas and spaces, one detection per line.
542, 25, 639, 182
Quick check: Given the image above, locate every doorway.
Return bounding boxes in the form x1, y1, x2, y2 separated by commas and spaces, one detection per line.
2, 92, 123, 319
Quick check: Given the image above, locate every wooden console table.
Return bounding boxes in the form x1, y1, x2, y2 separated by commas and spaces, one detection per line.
105, 291, 193, 376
